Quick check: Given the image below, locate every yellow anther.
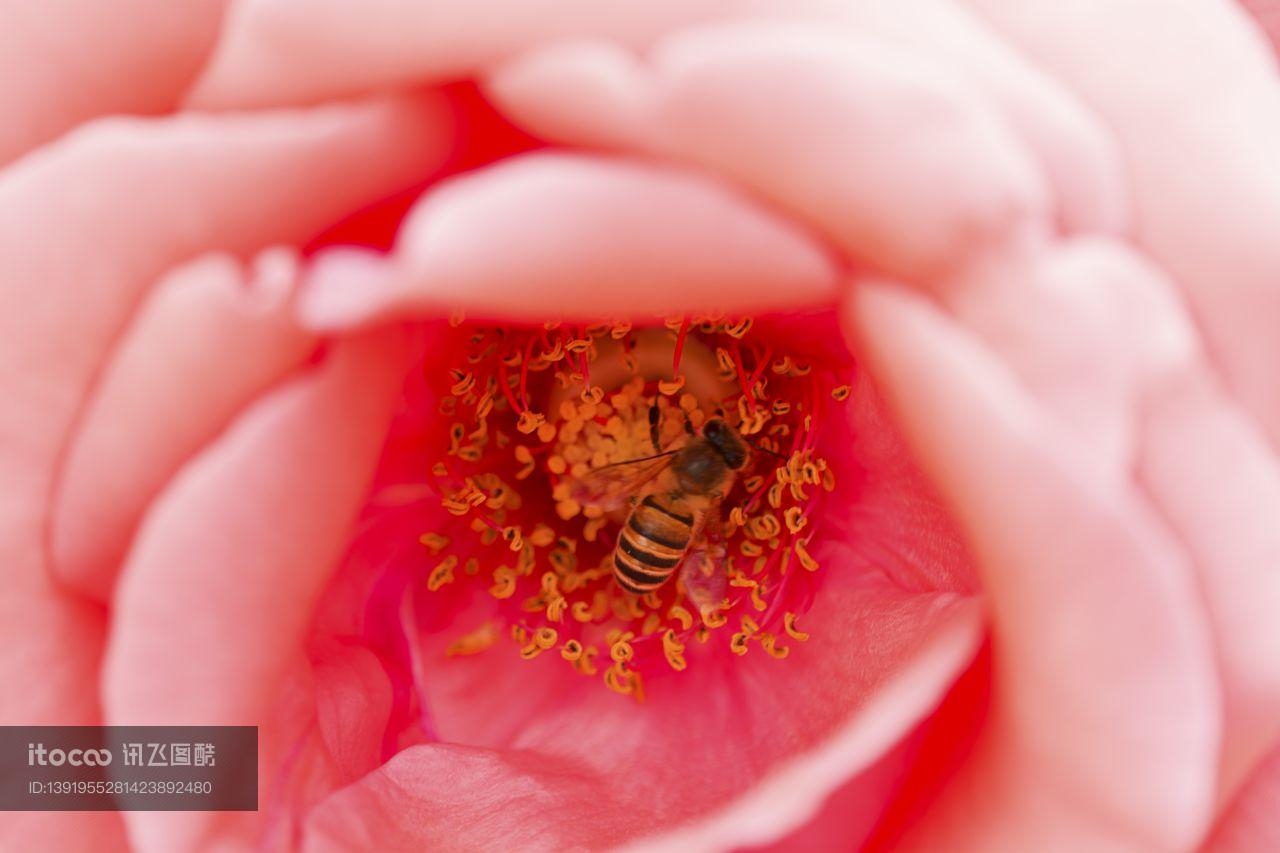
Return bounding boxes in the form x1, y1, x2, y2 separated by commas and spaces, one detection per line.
760, 633, 790, 659
547, 455, 568, 475
556, 499, 582, 521
701, 607, 728, 629
464, 557, 480, 576
767, 482, 784, 509
581, 386, 605, 405
668, 604, 694, 630
729, 576, 757, 589
715, 347, 736, 376
490, 567, 517, 599
603, 662, 635, 695
536, 421, 557, 443
449, 369, 476, 396
519, 626, 559, 659
740, 615, 760, 635
529, 524, 556, 547
783, 506, 809, 534
573, 645, 600, 675
427, 556, 458, 591
446, 622, 498, 657
502, 526, 524, 552
517, 410, 545, 434
771, 400, 791, 415
730, 633, 750, 656
784, 613, 811, 642
658, 375, 686, 395
794, 539, 820, 572
662, 629, 688, 671
750, 584, 768, 612
724, 317, 753, 338
561, 639, 584, 661
419, 532, 450, 554
831, 385, 851, 401
740, 541, 763, 558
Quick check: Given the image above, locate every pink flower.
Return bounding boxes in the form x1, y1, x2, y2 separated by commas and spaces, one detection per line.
3, 2, 1280, 851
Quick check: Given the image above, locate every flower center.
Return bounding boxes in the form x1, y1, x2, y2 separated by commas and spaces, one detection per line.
421, 316, 848, 699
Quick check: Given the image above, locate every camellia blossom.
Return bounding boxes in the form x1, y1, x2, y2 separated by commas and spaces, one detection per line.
3, 2, 1280, 853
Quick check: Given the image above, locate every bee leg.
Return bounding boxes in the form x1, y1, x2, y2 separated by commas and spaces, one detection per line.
649, 400, 662, 452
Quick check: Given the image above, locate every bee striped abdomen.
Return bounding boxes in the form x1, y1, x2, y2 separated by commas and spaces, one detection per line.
613, 495, 694, 594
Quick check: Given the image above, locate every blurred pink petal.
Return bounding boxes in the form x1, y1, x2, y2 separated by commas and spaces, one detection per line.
846, 282, 1219, 850
487, 3, 1127, 238
0, 93, 446, 723
186, 0, 766, 108
103, 332, 406, 852
0, 0, 226, 165
963, 0, 1280, 447
299, 152, 838, 328
1204, 740, 1280, 852
52, 249, 316, 602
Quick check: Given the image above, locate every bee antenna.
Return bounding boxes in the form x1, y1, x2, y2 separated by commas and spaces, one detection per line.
745, 438, 789, 460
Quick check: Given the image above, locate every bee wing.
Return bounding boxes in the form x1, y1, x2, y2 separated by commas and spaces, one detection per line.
681, 498, 728, 616
573, 451, 677, 513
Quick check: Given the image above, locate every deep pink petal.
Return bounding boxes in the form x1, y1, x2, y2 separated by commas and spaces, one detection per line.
303, 590, 982, 851
846, 282, 1218, 850
52, 250, 316, 602
1203, 739, 1280, 852
297, 152, 840, 328
0, 0, 225, 165
103, 332, 406, 852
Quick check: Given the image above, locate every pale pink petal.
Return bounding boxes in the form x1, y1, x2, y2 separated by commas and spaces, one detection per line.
1138, 373, 1280, 798
51, 249, 316, 603
487, 3, 1126, 238
0, 0, 225, 166
846, 282, 1219, 850
1203, 740, 1280, 852
961, 0, 1280, 447
185, 0, 762, 109
486, 40, 660, 151
103, 332, 406, 852
297, 152, 840, 328
650, 22, 1048, 283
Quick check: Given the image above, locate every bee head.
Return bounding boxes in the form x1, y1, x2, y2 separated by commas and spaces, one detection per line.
702, 418, 748, 470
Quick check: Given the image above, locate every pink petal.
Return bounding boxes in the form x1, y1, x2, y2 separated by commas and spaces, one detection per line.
846, 282, 1219, 850
0, 92, 447, 725
297, 152, 839, 328
305, 586, 982, 851
650, 22, 1048, 283
487, 4, 1126, 238
185, 0, 757, 109
51, 249, 316, 603
102, 332, 406, 852
0, 0, 224, 166
1241, 0, 1280, 52
961, 0, 1280, 448
1203, 739, 1280, 852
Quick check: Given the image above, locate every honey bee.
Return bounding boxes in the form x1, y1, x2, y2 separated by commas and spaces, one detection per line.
583, 410, 749, 603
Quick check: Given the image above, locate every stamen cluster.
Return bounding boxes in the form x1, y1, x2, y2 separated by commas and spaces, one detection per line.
422, 317, 848, 698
